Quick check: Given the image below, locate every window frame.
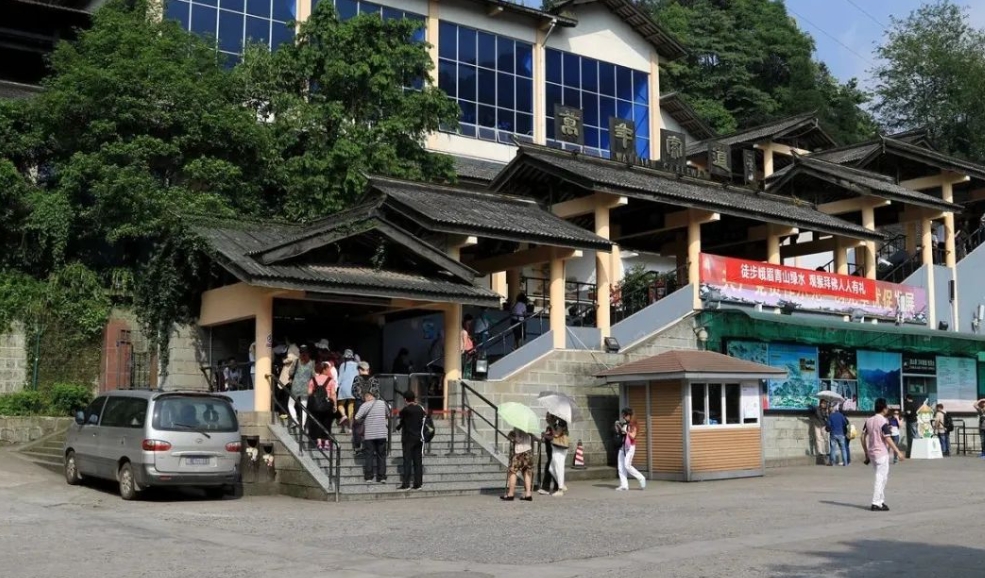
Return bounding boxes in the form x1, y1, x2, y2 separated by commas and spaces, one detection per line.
100, 397, 150, 429
690, 382, 757, 429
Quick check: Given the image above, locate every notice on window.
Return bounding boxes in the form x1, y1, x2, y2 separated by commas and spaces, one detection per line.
741, 384, 761, 423
936, 356, 977, 407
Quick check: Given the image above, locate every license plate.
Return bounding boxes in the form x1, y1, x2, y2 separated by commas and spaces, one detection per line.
186, 457, 211, 466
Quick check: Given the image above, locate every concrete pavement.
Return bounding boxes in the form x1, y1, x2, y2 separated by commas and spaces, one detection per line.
1, 450, 983, 577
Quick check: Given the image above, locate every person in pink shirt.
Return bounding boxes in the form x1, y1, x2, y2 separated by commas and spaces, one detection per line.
861, 398, 904, 511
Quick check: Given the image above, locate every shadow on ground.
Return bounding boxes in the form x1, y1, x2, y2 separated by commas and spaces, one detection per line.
766, 540, 985, 577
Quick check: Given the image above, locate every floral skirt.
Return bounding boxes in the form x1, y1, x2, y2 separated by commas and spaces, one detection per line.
509, 450, 533, 474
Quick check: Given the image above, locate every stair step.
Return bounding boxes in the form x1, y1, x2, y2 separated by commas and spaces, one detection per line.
19, 449, 64, 461
315, 455, 501, 468
337, 479, 503, 497
328, 463, 504, 476
337, 471, 504, 484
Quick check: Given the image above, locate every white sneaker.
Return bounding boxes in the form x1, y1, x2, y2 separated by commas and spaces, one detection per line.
615, 486, 629, 491
639, 479, 646, 490
562, 485, 568, 492
538, 489, 550, 495
551, 490, 564, 497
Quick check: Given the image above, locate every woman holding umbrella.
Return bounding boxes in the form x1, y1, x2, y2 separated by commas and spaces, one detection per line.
502, 427, 534, 501
547, 413, 570, 496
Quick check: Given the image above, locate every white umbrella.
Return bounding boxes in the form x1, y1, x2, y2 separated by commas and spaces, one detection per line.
817, 390, 845, 403
537, 391, 582, 424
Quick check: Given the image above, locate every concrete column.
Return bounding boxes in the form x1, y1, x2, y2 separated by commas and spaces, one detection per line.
649, 51, 661, 161
834, 239, 849, 275
762, 148, 774, 178
490, 272, 507, 299
861, 204, 877, 279
533, 27, 547, 145
611, 224, 624, 283
507, 269, 521, 303
595, 204, 612, 339
297, 0, 312, 22
550, 254, 566, 349
443, 303, 462, 388
905, 222, 917, 256
254, 294, 273, 412
922, 217, 937, 327
687, 214, 701, 309
766, 224, 781, 265
943, 183, 957, 268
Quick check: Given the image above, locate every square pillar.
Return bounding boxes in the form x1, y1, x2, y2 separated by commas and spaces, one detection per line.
507, 268, 521, 304
687, 215, 701, 310
490, 272, 507, 299
254, 294, 273, 412
649, 51, 661, 161
921, 218, 937, 327
762, 148, 774, 178
611, 224, 624, 283
766, 224, 781, 265
942, 182, 957, 268
595, 204, 612, 339
834, 238, 849, 275
443, 303, 462, 391
861, 204, 877, 279
550, 252, 566, 349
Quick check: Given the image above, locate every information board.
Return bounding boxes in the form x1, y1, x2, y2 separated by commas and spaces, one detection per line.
936, 356, 977, 407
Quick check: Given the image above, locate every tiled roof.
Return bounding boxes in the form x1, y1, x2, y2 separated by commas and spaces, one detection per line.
878, 138, 985, 182
660, 93, 717, 140
190, 217, 502, 307
0, 80, 42, 100
452, 155, 507, 183
503, 145, 884, 242
769, 156, 962, 212
552, 0, 688, 60
598, 350, 787, 379
687, 112, 835, 155
369, 176, 613, 251
466, 0, 578, 26
808, 142, 880, 165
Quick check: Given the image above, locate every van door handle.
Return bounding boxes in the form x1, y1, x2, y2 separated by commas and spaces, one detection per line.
120, 437, 126, 446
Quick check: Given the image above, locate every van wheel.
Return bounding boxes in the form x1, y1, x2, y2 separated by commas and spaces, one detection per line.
65, 452, 82, 486
204, 487, 226, 500
118, 463, 138, 501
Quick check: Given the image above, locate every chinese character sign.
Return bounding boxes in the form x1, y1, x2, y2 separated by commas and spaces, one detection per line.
708, 142, 731, 177
699, 253, 928, 322
609, 117, 636, 162
554, 105, 584, 145
742, 149, 757, 183
660, 129, 687, 172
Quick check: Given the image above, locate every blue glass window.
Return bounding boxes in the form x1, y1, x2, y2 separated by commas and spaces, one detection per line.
545, 48, 650, 159
320, 0, 427, 41
438, 21, 534, 143
167, 0, 295, 57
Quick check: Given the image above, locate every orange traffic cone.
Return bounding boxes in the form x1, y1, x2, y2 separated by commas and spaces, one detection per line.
572, 440, 586, 469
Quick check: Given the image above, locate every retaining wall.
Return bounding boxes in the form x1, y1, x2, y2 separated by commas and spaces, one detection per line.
0, 322, 28, 394
0, 416, 72, 445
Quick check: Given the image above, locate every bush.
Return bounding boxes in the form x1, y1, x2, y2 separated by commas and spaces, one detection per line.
0, 383, 93, 416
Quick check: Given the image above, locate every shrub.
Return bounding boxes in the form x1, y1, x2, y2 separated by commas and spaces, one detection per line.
0, 383, 93, 416
0, 391, 46, 416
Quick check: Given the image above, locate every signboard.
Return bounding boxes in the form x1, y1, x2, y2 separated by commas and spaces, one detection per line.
741, 383, 761, 423
742, 149, 757, 183
609, 117, 637, 163
902, 354, 936, 376
936, 356, 977, 407
708, 142, 731, 177
857, 350, 902, 411
660, 129, 687, 173
699, 254, 928, 323
554, 105, 584, 146
765, 343, 819, 410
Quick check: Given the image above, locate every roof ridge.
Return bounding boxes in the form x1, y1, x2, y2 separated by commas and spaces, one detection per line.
369, 174, 537, 205
797, 155, 897, 183
692, 110, 818, 147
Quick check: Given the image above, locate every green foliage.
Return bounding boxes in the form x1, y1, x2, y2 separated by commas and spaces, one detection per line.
0, 384, 93, 417
872, 0, 985, 160
647, 0, 877, 144
235, 1, 460, 218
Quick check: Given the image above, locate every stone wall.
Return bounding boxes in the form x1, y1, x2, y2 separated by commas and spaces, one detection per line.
455, 318, 699, 468
0, 322, 28, 394
762, 414, 817, 467
236, 411, 329, 500
0, 416, 72, 445
161, 323, 209, 391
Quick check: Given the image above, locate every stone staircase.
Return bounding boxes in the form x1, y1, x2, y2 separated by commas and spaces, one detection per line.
15, 427, 68, 474
269, 416, 506, 501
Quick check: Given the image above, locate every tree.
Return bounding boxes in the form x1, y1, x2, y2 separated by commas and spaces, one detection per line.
236, 2, 460, 218
645, 0, 877, 143
871, 0, 985, 161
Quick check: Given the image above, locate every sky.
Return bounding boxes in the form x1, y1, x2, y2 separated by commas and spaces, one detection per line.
521, 0, 985, 85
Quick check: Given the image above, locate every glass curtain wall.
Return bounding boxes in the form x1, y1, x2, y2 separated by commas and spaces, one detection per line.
165, 0, 298, 64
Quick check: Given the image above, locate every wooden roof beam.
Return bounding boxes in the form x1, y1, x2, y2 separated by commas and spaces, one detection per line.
754, 141, 811, 157
551, 192, 628, 219
468, 247, 582, 275
899, 172, 970, 191
617, 210, 720, 242
816, 197, 891, 215
780, 237, 863, 259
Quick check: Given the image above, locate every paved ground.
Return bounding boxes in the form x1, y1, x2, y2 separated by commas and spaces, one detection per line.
1, 451, 983, 578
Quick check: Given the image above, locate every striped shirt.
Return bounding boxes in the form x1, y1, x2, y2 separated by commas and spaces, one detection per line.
355, 399, 389, 440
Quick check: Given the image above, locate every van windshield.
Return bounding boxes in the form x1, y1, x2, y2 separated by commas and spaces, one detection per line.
153, 397, 238, 433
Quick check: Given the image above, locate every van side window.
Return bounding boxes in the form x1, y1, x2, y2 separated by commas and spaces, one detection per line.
101, 398, 148, 428
84, 397, 107, 425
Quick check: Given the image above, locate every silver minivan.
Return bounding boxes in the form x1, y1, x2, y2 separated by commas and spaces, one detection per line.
64, 390, 241, 500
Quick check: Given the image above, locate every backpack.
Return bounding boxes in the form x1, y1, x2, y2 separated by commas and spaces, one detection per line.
309, 378, 334, 414
612, 420, 626, 450
422, 411, 436, 443
943, 412, 954, 433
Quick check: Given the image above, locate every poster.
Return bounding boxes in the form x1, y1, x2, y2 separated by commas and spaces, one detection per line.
936, 356, 977, 407
856, 350, 902, 411
765, 343, 819, 410
741, 384, 761, 423
727, 340, 769, 365
699, 253, 927, 323
819, 347, 858, 410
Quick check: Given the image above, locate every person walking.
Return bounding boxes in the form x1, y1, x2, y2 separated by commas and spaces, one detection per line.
933, 404, 951, 457
396, 390, 427, 491
827, 407, 849, 466
975, 399, 985, 458
501, 428, 534, 501
336, 349, 360, 429
349, 362, 374, 454
615, 408, 646, 491
903, 394, 918, 458
810, 399, 830, 465
538, 414, 558, 496
307, 362, 337, 450
511, 293, 529, 350
353, 386, 390, 483
289, 345, 316, 431
887, 409, 903, 464
861, 398, 905, 511
548, 416, 570, 496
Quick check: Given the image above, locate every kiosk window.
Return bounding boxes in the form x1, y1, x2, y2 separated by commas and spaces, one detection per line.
692, 383, 743, 426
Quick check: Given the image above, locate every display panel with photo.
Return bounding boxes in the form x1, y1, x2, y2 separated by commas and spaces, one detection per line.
765, 343, 819, 410
856, 350, 902, 411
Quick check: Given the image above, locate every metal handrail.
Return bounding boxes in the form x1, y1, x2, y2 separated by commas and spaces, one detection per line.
470, 309, 549, 360
266, 375, 341, 502
201, 361, 256, 392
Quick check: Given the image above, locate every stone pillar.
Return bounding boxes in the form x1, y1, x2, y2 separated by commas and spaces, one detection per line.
687, 214, 701, 309
861, 204, 877, 279
611, 224, 624, 283
550, 254, 566, 349
490, 272, 507, 299
834, 239, 849, 275
507, 269, 521, 304
905, 222, 918, 256
922, 217, 937, 327
443, 303, 462, 387
595, 204, 612, 339
254, 294, 273, 412
766, 224, 781, 265
762, 147, 774, 178
943, 181, 958, 330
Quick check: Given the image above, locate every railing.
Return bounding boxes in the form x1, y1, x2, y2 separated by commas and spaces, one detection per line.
201, 361, 256, 392
460, 381, 543, 490
470, 309, 549, 369
521, 276, 598, 325
266, 375, 341, 502
612, 263, 688, 324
